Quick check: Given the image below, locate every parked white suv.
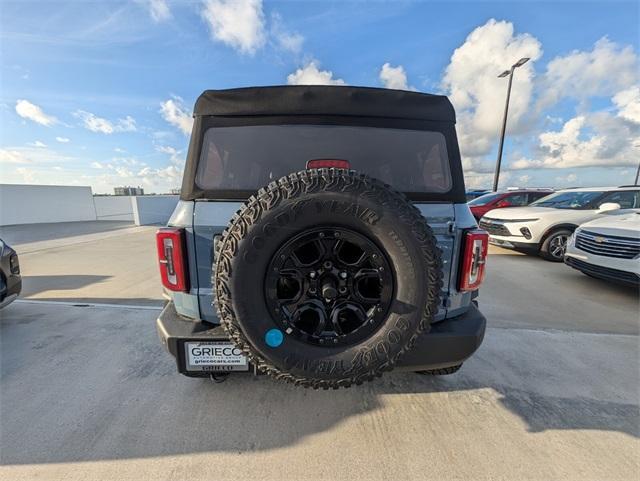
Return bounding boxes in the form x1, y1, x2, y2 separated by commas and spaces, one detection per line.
565, 211, 639, 285
480, 186, 640, 261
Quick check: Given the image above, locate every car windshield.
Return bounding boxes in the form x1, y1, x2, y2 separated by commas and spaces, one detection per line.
196, 124, 453, 194
468, 192, 503, 206
530, 191, 604, 209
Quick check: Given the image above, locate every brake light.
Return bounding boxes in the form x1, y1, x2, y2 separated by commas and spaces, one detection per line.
306, 159, 351, 169
156, 228, 189, 292
458, 229, 489, 292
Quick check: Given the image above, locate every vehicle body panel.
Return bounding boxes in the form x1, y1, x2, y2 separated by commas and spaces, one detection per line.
481, 188, 640, 249
158, 86, 488, 376
0, 240, 22, 309
565, 211, 640, 283
469, 190, 552, 220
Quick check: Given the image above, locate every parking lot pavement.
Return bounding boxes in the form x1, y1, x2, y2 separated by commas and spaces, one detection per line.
1, 222, 638, 480
483, 245, 639, 335
1, 301, 637, 481
2, 221, 162, 307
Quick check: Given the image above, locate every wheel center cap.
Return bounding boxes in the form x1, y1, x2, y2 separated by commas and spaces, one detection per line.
321, 278, 338, 300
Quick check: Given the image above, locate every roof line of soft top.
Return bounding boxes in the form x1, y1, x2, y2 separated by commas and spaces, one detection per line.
193, 85, 456, 123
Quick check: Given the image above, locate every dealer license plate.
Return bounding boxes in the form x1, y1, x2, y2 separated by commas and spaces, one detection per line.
184, 341, 249, 372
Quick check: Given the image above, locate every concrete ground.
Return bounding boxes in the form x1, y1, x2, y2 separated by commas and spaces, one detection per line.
0, 221, 638, 481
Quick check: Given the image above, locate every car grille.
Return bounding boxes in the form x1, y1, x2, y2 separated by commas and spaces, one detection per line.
575, 230, 640, 259
479, 219, 511, 236
565, 256, 639, 286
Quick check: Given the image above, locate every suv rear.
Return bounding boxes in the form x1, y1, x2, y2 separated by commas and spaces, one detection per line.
156, 86, 488, 388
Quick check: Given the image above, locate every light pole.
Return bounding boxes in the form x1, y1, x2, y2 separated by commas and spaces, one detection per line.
492, 57, 530, 192
635, 161, 640, 185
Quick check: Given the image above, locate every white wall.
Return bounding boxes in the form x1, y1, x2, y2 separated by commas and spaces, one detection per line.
131, 195, 179, 225
0, 184, 97, 226
93, 196, 134, 222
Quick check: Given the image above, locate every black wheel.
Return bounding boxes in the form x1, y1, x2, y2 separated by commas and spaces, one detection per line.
213, 169, 443, 389
540, 229, 572, 262
416, 364, 462, 376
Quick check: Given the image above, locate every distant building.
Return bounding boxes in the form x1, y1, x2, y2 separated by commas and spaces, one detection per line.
170, 188, 181, 195
114, 186, 144, 196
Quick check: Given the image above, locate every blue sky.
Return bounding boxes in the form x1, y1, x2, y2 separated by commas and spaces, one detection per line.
1, 0, 638, 194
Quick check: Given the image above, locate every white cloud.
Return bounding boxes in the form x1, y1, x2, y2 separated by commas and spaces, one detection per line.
613, 86, 640, 124
512, 114, 639, 169
555, 173, 578, 185
56, 136, 70, 143
441, 19, 542, 161
201, 0, 266, 55
538, 37, 638, 110
379, 63, 411, 90
147, 0, 171, 22
16, 167, 37, 183
15, 99, 57, 126
517, 174, 531, 185
270, 12, 303, 53
160, 96, 193, 135
0, 149, 32, 164
73, 110, 137, 134
157, 145, 184, 164
91, 161, 105, 169
287, 61, 346, 86
30, 140, 47, 148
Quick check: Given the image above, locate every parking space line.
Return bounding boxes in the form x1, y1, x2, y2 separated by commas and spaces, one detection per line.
13, 299, 163, 311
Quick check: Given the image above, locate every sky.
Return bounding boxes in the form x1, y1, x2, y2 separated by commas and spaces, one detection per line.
1, 0, 639, 194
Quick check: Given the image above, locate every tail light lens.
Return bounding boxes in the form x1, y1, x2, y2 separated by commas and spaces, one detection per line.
306, 159, 351, 169
156, 228, 189, 292
458, 229, 489, 292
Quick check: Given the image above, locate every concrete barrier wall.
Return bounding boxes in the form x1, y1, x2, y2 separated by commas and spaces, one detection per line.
0, 184, 97, 226
131, 195, 179, 226
93, 196, 134, 222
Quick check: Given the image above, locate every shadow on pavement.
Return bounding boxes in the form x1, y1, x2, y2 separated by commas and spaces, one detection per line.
0, 301, 637, 466
20, 275, 112, 298
0, 221, 134, 247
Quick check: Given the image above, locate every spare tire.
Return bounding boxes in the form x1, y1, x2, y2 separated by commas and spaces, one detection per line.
213, 169, 442, 389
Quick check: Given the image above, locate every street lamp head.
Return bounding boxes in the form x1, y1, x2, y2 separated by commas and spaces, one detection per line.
513, 57, 530, 68
498, 70, 511, 78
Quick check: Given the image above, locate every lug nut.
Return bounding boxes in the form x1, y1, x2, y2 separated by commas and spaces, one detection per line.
324, 261, 332, 269
310, 272, 316, 279
339, 271, 347, 279
319, 232, 325, 238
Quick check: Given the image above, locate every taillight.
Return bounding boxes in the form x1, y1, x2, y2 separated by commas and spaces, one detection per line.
458, 229, 489, 292
156, 228, 189, 292
306, 159, 351, 169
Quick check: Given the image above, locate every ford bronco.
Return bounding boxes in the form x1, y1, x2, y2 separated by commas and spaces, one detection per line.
156, 86, 488, 389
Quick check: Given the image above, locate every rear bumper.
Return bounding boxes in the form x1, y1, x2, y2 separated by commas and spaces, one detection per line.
564, 255, 640, 286
157, 301, 487, 377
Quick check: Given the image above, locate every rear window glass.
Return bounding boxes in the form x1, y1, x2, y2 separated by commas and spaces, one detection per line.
195, 125, 452, 194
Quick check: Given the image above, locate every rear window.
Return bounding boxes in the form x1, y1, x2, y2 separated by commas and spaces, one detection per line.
195, 125, 452, 194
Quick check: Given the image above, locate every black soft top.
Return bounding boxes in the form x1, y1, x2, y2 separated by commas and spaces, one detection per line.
194, 86, 456, 123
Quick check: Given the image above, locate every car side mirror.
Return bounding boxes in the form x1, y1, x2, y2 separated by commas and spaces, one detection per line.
496, 200, 511, 208
598, 202, 621, 212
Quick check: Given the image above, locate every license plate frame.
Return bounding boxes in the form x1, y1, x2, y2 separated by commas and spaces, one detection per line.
184, 341, 249, 372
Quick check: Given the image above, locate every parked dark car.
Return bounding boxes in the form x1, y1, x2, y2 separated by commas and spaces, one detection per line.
0, 239, 21, 308
468, 188, 554, 220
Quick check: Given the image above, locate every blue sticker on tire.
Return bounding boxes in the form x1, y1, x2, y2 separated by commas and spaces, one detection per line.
265, 328, 284, 348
